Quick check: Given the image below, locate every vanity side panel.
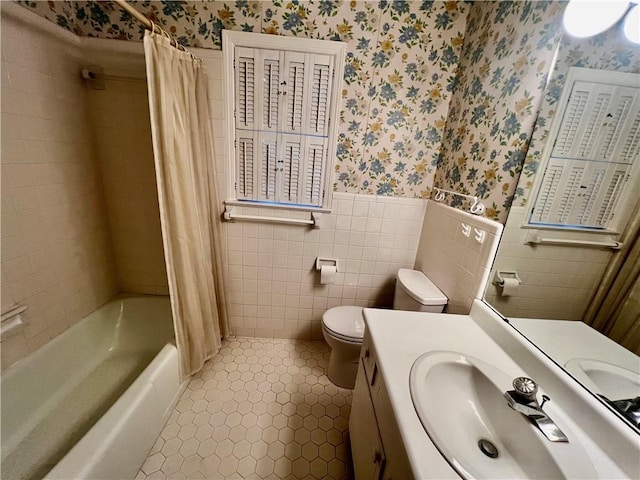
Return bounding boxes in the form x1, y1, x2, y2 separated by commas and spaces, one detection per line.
375, 373, 414, 480
350, 359, 386, 480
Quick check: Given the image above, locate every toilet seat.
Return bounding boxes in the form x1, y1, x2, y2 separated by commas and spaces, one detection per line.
322, 306, 364, 343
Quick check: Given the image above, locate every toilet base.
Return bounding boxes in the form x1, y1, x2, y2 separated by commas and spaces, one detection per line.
323, 327, 362, 389
327, 348, 359, 389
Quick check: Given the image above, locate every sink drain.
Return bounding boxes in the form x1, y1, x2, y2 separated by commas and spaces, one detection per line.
478, 439, 499, 459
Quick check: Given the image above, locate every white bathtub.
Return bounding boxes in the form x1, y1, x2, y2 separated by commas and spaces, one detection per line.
1, 295, 185, 480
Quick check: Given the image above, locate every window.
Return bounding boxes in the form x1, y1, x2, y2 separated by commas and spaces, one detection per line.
527, 67, 640, 232
223, 31, 345, 211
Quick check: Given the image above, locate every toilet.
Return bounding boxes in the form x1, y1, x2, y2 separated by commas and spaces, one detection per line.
322, 268, 447, 388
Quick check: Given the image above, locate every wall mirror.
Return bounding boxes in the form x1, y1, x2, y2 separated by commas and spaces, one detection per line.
483, 17, 640, 431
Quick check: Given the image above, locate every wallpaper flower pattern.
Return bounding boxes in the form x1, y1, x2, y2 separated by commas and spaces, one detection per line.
433, 0, 565, 222
516, 28, 640, 207
18, 1, 571, 218
17, 0, 469, 199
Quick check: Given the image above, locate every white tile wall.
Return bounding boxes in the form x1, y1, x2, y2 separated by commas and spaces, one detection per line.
1, 8, 118, 369
85, 48, 168, 295
223, 193, 427, 340
484, 206, 612, 320
414, 201, 503, 314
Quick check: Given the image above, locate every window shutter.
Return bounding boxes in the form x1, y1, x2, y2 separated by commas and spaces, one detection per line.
236, 134, 257, 199
532, 158, 631, 228
552, 82, 640, 162
282, 52, 307, 132
531, 71, 639, 231
619, 114, 640, 163
259, 50, 282, 131
531, 163, 563, 223
308, 55, 333, 136
281, 136, 303, 204
596, 169, 628, 226
230, 40, 339, 209
235, 47, 256, 130
258, 134, 278, 202
304, 139, 327, 206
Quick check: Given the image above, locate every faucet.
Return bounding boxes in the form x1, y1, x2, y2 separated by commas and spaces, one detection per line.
504, 377, 569, 442
598, 394, 640, 427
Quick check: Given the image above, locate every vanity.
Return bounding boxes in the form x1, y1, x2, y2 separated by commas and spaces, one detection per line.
349, 302, 640, 479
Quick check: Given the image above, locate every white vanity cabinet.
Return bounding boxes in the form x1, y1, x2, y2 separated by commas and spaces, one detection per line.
349, 332, 413, 480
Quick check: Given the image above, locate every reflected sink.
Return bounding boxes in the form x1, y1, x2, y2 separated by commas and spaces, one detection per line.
409, 351, 597, 479
564, 358, 640, 400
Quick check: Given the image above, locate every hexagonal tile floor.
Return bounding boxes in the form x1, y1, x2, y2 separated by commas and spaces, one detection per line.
136, 338, 353, 479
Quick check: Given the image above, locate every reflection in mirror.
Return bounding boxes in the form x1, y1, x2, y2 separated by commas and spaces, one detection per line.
483, 19, 640, 429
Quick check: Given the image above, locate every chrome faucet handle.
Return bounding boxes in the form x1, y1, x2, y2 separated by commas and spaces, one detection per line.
513, 377, 538, 401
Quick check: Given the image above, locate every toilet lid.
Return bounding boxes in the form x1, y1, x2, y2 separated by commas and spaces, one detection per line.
322, 306, 364, 341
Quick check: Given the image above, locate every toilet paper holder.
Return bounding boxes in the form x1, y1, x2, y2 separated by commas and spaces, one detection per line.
316, 257, 339, 271
493, 270, 521, 287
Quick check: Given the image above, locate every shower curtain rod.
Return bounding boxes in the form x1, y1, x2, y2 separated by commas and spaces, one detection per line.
112, 0, 188, 51
113, 0, 152, 30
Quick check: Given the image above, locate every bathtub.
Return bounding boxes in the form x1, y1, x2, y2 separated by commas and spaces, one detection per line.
1, 295, 185, 480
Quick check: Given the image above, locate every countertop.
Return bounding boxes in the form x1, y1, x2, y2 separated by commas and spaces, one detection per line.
361, 307, 633, 480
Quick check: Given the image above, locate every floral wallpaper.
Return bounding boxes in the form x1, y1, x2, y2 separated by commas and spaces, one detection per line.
16, 0, 469, 199
433, 1, 565, 223
334, 1, 467, 197
515, 27, 640, 207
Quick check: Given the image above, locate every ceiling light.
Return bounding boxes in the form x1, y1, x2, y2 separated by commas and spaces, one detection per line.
623, 4, 640, 43
563, 1, 630, 38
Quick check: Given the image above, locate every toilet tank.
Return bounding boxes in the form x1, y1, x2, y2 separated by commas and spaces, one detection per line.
393, 269, 447, 313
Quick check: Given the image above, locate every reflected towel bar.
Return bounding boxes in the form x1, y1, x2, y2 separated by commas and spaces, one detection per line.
224, 206, 320, 228
432, 187, 485, 215
525, 233, 622, 250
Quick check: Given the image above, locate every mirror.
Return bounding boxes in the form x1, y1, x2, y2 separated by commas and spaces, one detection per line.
483, 23, 640, 430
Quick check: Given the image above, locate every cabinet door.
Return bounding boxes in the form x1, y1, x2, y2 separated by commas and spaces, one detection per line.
349, 362, 385, 480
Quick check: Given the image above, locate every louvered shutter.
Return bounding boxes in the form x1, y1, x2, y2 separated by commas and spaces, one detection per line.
258, 133, 278, 202
235, 47, 257, 130
232, 47, 335, 207
257, 50, 282, 131
281, 52, 307, 133
308, 55, 333, 136
531, 73, 639, 230
304, 139, 327, 205
281, 135, 304, 204
236, 133, 257, 200
532, 159, 632, 227
552, 82, 640, 162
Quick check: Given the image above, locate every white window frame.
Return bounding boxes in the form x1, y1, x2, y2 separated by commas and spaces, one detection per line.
222, 30, 345, 213
525, 67, 640, 234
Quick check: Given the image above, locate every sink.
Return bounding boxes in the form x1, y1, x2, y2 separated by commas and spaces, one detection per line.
409, 351, 597, 479
564, 358, 640, 400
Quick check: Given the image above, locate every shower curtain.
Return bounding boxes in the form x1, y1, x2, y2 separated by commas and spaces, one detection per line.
584, 197, 640, 355
144, 30, 228, 378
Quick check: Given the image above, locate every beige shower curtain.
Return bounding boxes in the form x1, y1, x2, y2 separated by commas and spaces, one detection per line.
144, 31, 228, 378
584, 198, 640, 355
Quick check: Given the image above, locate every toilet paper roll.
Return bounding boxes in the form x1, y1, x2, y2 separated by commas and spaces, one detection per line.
320, 265, 337, 285
500, 277, 519, 297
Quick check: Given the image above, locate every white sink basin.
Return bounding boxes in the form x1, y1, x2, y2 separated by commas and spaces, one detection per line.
564, 358, 640, 400
409, 351, 597, 479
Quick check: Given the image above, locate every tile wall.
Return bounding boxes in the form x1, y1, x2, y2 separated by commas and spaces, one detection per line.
484, 206, 612, 320
0, 7, 118, 368
224, 193, 427, 340
85, 41, 168, 295
414, 201, 503, 314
